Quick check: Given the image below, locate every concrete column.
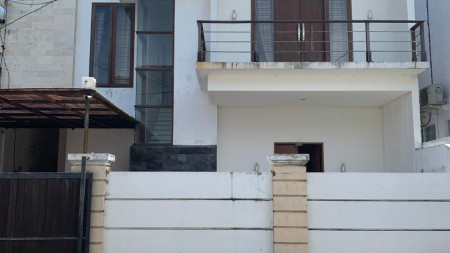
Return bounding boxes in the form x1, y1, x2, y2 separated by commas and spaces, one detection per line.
269, 154, 310, 253
68, 153, 115, 253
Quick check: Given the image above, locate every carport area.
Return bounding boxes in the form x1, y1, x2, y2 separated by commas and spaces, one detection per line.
0, 89, 137, 172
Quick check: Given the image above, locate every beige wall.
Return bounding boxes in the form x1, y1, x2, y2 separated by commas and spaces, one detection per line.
0, 0, 76, 88
62, 129, 134, 171
217, 107, 384, 173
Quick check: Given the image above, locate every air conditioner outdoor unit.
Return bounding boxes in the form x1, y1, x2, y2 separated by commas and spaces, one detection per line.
420, 84, 446, 107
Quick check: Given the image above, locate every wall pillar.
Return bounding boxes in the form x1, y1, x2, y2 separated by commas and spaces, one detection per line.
68, 153, 115, 253
269, 154, 310, 253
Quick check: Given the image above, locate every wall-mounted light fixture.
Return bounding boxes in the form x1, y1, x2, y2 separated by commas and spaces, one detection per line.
367, 10, 373, 20
340, 163, 346, 172
232, 10, 237, 20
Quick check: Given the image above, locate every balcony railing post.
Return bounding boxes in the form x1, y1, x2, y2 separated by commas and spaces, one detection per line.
309, 24, 315, 62
410, 28, 417, 62
365, 21, 372, 62
197, 21, 204, 62
419, 22, 427, 62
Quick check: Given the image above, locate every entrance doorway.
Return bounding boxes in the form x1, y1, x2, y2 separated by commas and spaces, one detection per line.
274, 142, 324, 172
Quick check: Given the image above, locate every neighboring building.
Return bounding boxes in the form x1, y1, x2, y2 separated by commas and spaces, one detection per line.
414, 0, 450, 172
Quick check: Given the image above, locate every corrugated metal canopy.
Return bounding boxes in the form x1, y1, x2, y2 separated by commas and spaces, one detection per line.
0, 89, 137, 128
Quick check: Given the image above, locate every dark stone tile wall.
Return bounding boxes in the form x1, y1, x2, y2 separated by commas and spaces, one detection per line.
130, 145, 217, 171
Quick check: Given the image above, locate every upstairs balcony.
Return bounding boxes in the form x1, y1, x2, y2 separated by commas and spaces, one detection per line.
195, 20, 429, 108
197, 20, 428, 63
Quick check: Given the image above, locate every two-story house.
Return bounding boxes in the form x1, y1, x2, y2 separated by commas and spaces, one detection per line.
0, 0, 429, 174
2, 1, 450, 253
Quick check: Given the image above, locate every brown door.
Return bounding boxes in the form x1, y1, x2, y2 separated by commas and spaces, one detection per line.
274, 0, 328, 62
274, 142, 324, 172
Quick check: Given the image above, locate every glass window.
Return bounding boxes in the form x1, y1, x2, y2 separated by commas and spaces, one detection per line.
136, 70, 173, 106
137, 34, 173, 67
138, 0, 174, 31
115, 6, 134, 86
92, 7, 111, 85
423, 125, 436, 142
135, 0, 174, 145
136, 108, 173, 144
90, 4, 135, 87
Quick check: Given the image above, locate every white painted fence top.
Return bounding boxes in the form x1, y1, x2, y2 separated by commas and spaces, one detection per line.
106, 172, 273, 200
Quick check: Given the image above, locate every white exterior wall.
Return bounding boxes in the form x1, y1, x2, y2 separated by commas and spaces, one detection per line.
1, 0, 76, 88
308, 173, 450, 253
62, 128, 134, 171
74, 0, 217, 145
104, 172, 273, 253
73, 0, 420, 147
217, 107, 383, 172
173, 0, 217, 145
382, 93, 417, 172
210, 70, 422, 173
73, 0, 137, 117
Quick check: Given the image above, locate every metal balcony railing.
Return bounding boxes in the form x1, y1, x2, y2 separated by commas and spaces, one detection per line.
197, 20, 427, 63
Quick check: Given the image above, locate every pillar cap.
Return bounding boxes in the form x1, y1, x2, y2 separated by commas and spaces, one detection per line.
268, 154, 310, 166
68, 153, 115, 163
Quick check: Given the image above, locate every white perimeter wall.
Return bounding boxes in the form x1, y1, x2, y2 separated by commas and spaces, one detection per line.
102, 172, 450, 253
218, 107, 384, 173
308, 173, 450, 253
62, 129, 134, 171
103, 172, 273, 253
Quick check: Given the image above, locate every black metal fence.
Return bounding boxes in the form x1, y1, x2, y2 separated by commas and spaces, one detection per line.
197, 20, 427, 63
0, 173, 93, 253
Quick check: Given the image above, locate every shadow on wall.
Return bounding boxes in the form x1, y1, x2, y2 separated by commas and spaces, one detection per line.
1, 128, 59, 172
